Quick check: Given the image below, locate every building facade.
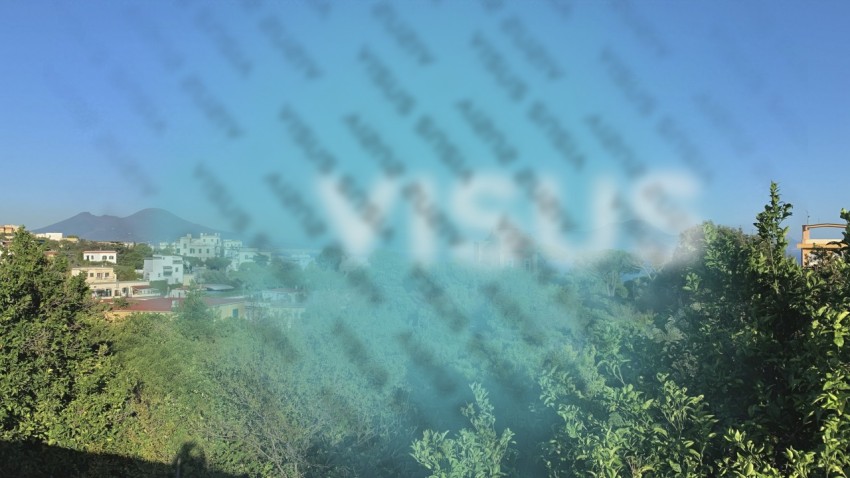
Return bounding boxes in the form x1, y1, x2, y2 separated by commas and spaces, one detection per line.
83, 250, 118, 263
175, 233, 222, 259
143, 255, 185, 285
797, 223, 847, 267
71, 267, 158, 299
108, 296, 246, 320
226, 248, 258, 270
35, 232, 63, 241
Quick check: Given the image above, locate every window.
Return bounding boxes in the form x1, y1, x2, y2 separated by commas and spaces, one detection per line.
109, 255, 114, 260
89, 272, 94, 277
231, 308, 238, 318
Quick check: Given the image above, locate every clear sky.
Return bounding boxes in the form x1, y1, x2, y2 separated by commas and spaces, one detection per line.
1, 0, 848, 260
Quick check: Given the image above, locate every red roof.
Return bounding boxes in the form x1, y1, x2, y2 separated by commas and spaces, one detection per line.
116, 296, 246, 312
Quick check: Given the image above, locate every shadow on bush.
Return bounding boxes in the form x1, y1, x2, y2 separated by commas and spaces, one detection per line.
0, 440, 245, 478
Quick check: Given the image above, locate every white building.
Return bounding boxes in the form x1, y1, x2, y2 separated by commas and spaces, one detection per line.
71, 266, 160, 299
83, 250, 117, 263
223, 238, 243, 253
280, 250, 316, 270
175, 233, 222, 259
35, 232, 63, 241
143, 255, 185, 285
226, 247, 258, 271
72, 266, 116, 282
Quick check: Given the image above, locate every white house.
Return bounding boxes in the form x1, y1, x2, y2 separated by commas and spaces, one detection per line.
72, 266, 117, 282
226, 247, 258, 271
143, 255, 185, 285
175, 233, 222, 259
35, 232, 64, 241
83, 250, 117, 263
71, 266, 159, 299
223, 238, 243, 254
280, 250, 316, 270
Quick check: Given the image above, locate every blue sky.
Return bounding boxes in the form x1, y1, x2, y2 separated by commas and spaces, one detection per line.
1, 0, 848, 259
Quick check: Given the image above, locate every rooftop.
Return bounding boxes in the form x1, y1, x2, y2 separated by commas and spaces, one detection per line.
113, 296, 247, 313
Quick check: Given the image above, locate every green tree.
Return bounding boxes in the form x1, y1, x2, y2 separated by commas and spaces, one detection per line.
115, 243, 153, 270
114, 264, 140, 281
411, 383, 515, 477
149, 279, 170, 296
177, 286, 216, 341
0, 228, 130, 450
204, 257, 231, 271
583, 249, 642, 298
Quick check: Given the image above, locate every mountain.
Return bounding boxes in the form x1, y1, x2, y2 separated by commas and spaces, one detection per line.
33, 209, 226, 243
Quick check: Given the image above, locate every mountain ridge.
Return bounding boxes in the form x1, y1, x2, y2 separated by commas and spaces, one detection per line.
33, 209, 226, 243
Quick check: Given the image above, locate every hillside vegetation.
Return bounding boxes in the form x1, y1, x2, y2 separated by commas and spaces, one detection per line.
2, 183, 850, 477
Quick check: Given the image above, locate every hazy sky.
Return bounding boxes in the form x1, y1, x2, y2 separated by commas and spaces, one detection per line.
1, 0, 848, 257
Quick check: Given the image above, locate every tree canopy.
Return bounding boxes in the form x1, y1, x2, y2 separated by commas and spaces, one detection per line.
3, 183, 850, 477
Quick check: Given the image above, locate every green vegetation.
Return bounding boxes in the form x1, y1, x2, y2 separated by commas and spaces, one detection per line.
45, 239, 152, 271
412, 383, 516, 477
2, 183, 850, 477
0, 229, 133, 475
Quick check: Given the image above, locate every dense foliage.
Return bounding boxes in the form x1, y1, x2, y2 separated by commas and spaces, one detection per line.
1, 183, 849, 477
0, 230, 133, 476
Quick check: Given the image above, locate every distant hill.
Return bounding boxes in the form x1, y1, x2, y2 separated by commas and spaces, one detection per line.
33, 209, 226, 243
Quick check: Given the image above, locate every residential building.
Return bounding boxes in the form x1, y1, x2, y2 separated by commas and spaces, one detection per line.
226, 247, 258, 270
280, 249, 317, 269
1, 225, 19, 235
175, 233, 222, 259
35, 232, 63, 241
143, 255, 185, 285
223, 238, 243, 254
797, 223, 847, 267
72, 266, 117, 282
107, 296, 246, 320
127, 284, 161, 298
83, 250, 118, 263
248, 288, 306, 328
71, 266, 158, 299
